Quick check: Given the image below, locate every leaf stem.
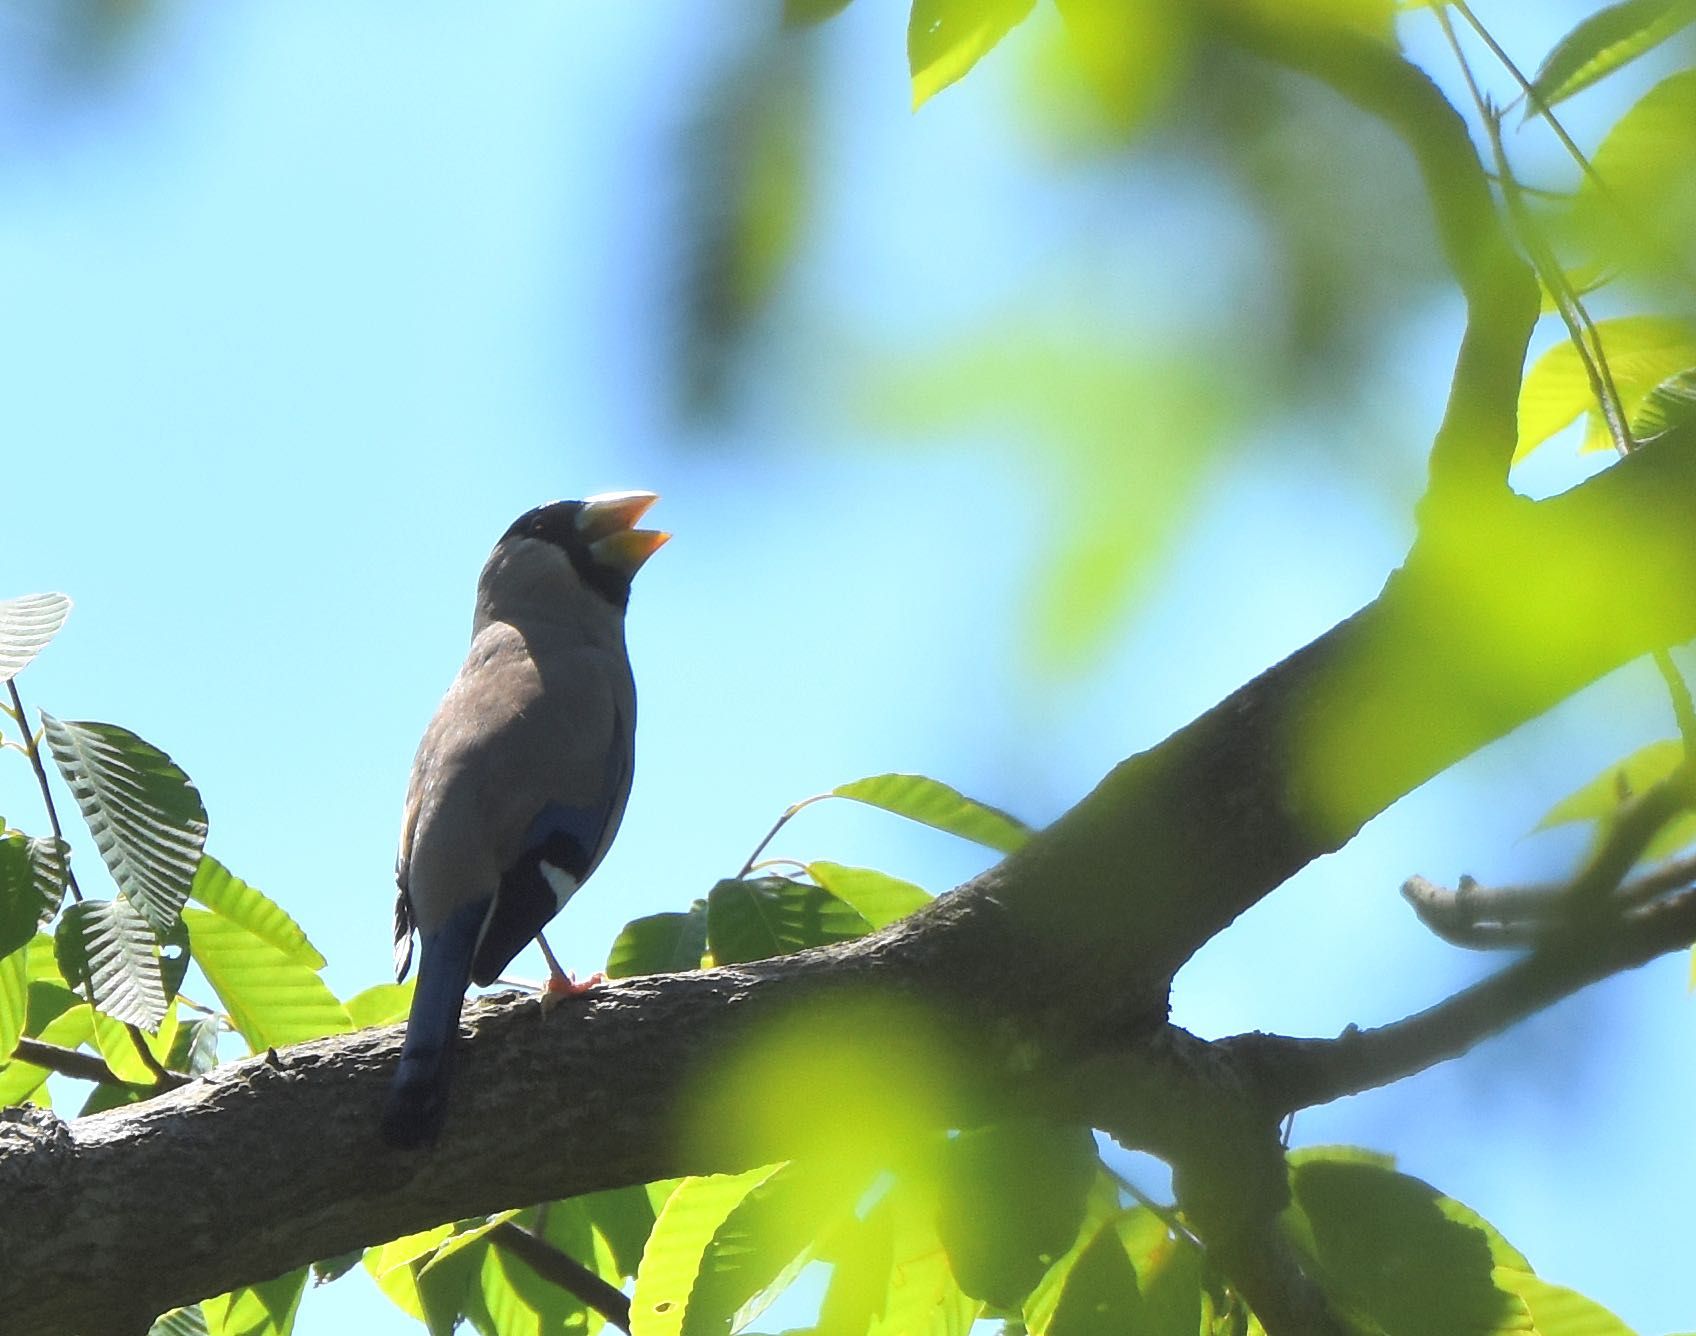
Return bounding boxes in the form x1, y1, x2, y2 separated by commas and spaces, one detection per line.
6, 679, 82, 905
736, 793, 832, 878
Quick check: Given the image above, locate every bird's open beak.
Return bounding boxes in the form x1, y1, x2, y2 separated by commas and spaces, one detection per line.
576, 491, 670, 574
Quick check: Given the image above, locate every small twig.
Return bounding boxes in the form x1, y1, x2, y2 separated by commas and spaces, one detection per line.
1101, 1162, 1206, 1253
736, 794, 831, 878
12, 1037, 122, 1085
125, 1024, 188, 1089
6, 680, 82, 904
488, 1222, 631, 1333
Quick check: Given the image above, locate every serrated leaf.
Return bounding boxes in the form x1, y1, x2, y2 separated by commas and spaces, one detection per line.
632, 1166, 786, 1336
40, 715, 207, 937
807, 863, 932, 929
0, 592, 71, 683
169, 1014, 223, 1076
582, 1183, 660, 1280
0, 835, 70, 958
203, 1266, 308, 1336
1515, 318, 1696, 463
1632, 366, 1696, 439
93, 999, 179, 1082
1497, 1269, 1637, 1335
608, 901, 709, 978
908, 0, 1037, 109
0, 945, 26, 1061
344, 980, 414, 1029
56, 898, 167, 1029
190, 857, 324, 968
1529, 0, 1696, 109
183, 908, 352, 1051
149, 1306, 210, 1336
706, 877, 871, 965
832, 773, 1032, 853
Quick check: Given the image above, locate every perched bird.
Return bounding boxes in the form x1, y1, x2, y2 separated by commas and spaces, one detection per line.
381, 492, 668, 1149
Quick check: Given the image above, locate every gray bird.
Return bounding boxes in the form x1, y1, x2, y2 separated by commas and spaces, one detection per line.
381, 492, 668, 1149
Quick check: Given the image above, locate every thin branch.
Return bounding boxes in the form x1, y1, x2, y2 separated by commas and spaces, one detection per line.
737, 794, 830, 878
489, 1223, 631, 1333
11, 1037, 120, 1085
6, 680, 82, 904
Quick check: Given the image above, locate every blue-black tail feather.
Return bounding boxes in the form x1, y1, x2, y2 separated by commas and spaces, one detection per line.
381, 898, 490, 1149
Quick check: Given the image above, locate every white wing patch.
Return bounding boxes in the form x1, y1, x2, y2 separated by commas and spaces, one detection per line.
539, 860, 580, 909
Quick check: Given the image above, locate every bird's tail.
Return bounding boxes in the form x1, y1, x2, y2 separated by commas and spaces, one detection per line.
381, 898, 489, 1149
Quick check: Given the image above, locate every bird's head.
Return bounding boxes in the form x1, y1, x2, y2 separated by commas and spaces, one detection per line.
480, 492, 670, 622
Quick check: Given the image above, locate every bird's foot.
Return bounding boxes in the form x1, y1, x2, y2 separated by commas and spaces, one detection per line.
540, 970, 606, 1014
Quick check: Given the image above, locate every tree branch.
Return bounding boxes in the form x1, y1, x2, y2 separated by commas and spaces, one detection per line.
489, 1223, 631, 1333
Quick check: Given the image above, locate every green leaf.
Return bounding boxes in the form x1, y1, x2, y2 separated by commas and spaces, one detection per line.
310, 1250, 363, 1286
1576, 69, 1696, 276
818, 1201, 897, 1336
0, 834, 70, 959
40, 715, 207, 937
168, 1015, 223, 1075
832, 773, 1032, 853
784, 0, 856, 22
1536, 738, 1696, 861
582, 1183, 660, 1280
203, 1267, 308, 1336
632, 1165, 786, 1336
0, 989, 90, 1105
190, 857, 324, 969
1044, 1218, 1141, 1336
908, 0, 1037, 109
1529, 0, 1696, 109
183, 908, 352, 1051
0, 945, 26, 1062
0, 592, 71, 683
55, 897, 167, 1030
864, 1182, 981, 1336
607, 900, 709, 978
807, 863, 932, 929
92, 999, 178, 1082
1022, 1173, 1125, 1334
705, 877, 871, 965
149, 1306, 210, 1336
1515, 318, 1696, 462
1497, 1269, 1637, 1335
1632, 366, 1696, 440
487, 1200, 600, 1331
415, 1228, 491, 1336
344, 981, 414, 1029
937, 1121, 1100, 1308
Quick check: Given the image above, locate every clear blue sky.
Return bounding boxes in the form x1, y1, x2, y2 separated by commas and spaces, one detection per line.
1, 2, 1690, 1331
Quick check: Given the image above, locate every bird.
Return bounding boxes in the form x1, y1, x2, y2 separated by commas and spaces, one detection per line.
380, 492, 668, 1149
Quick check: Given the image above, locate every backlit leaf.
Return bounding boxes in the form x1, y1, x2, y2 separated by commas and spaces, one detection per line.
191, 857, 324, 969
1498, 1269, 1636, 1335
1576, 69, 1696, 277
608, 900, 709, 978
1529, 0, 1696, 109
41, 715, 207, 937
908, 0, 1036, 109
344, 981, 414, 1029
0, 592, 71, 683
55, 897, 167, 1030
807, 863, 932, 929
203, 1266, 308, 1336
183, 908, 352, 1051
0, 945, 25, 1061
705, 877, 871, 965
1535, 738, 1696, 861
832, 773, 1032, 853
632, 1166, 786, 1336
1514, 318, 1696, 462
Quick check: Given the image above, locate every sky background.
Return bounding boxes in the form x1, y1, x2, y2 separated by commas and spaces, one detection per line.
2, 1, 1693, 1332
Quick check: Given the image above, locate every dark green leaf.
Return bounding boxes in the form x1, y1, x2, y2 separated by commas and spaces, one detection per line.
81, 1078, 153, 1115
581, 1183, 659, 1279
937, 1121, 1099, 1309
414, 1232, 486, 1336
168, 1015, 223, 1076
0, 834, 70, 958
1529, 0, 1696, 109
149, 1305, 210, 1336
832, 774, 1032, 853
706, 877, 871, 964
310, 1250, 363, 1287
1045, 1220, 1140, 1336
607, 900, 709, 977
0, 592, 71, 683
55, 897, 167, 1029
908, 0, 1037, 108
40, 716, 207, 937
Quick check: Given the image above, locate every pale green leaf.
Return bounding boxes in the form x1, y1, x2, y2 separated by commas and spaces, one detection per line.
1535, 739, 1696, 860
807, 863, 932, 929
1496, 1269, 1637, 1335
367, 1225, 456, 1280
55, 897, 167, 1030
1576, 70, 1696, 275
832, 773, 1032, 853
632, 1165, 787, 1336
0, 994, 90, 1104
344, 980, 414, 1029
1530, 0, 1696, 109
908, 0, 1037, 109
41, 715, 207, 937
203, 1267, 308, 1336
183, 908, 352, 1051
0, 592, 71, 683
417, 1210, 525, 1278
92, 1000, 179, 1083
191, 857, 324, 969
1515, 319, 1696, 463
864, 1183, 981, 1336
0, 946, 25, 1062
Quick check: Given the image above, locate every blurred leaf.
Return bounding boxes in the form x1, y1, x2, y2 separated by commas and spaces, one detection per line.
937, 1120, 1099, 1308
1529, 0, 1696, 109
807, 863, 932, 928
203, 1267, 308, 1336
908, 0, 1036, 108
0, 945, 25, 1061
191, 857, 324, 969
1515, 318, 1696, 462
705, 876, 871, 964
582, 1183, 660, 1280
1042, 1217, 1140, 1336
1575, 69, 1696, 277
864, 1181, 981, 1336
40, 715, 207, 937
1535, 738, 1696, 861
785, 0, 855, 21
56, 897, 166, 1030
1050, 0, 1192, 137
344, 980, 414, 1029
832, 773, 1032, 853
818, 1202, 896, 1336
183, 907, 352, 1051
608, 900, 709, 978
1498, 1269, 1636, 1334
0, 592, 71, 682
149, 1306, 210, 1336
1284, 1153, 1524, 1334
1022, 1173, 1127, 1333
632, 1166, 787, 1336
1632, 366, 1696, 440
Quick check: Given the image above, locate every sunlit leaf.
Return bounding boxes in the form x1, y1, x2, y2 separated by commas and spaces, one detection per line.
1529, 0, 1696, 109
908, 0, 1037, 109
0, 834, 70, 961
807, 862, 932, 929
1632, 366, 1696, 440
631, 1166, 786, 1336
1497, 1269, 1636, 1335
937, 1120, 1099, 1308
0, 592, 71, 683
0, 945, 25, 1062
414, 1229, 488, 1336
203, 1266, 308, 1336
92, 998, 178, 1082
832, 773, 1032, 853
1514, 319, 1696, 462
1535, 738, 1696, 862
191, 857, 324, 969
183, 908, 352, 1051
1575, 69, 1696, 277
1022, 1173, 1126, 1334
344, 980, 414, 1029
705, 877, 871, 964
785, 0, 855, 20
607, 900, 709, 978
0, 987, 90, 1104
310, 1250, 362, 1287
149, 1306, 210, 1336
40, 715, 207, 937
582, 1183, 660, 1280
486, 1200, 601, 1333
864, 1182, 981, 1336
418, 1211, 524, 1279
55, 897, 167, 1030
